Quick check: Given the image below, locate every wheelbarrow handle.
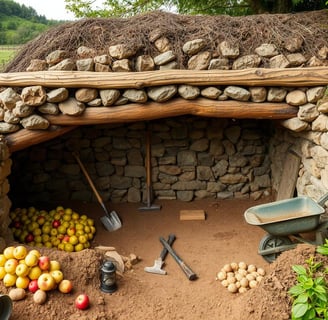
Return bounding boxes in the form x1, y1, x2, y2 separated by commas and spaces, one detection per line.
318, 193, 328, 208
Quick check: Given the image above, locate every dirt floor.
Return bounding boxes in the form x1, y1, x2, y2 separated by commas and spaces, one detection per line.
1, 197, 325, 320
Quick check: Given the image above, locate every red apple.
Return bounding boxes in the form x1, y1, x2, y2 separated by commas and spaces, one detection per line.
25, 233, 34, 243
38, 256, 50, 271
28, 279, 39, 293
52, 220, 61, 228
14, 220, 23, 229
62, 235, 70, 243
75, 293, 89, 310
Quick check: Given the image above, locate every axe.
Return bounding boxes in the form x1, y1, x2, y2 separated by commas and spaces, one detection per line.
144, 234, 176, 275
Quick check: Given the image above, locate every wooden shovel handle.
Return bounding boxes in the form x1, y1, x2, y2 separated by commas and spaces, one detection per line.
72, 152, 103, 205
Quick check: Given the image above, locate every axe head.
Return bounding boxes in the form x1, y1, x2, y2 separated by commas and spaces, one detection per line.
144, 258, 166, 275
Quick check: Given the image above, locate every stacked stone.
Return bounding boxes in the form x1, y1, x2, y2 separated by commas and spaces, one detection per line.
10, 117, 271, 204
0, 137, 12, 251
0, 34, 327, 135
270, 92, 328, 201
0, 76, 327, 135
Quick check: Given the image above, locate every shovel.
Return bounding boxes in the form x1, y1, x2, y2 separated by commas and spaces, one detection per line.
72, 152, 122, 232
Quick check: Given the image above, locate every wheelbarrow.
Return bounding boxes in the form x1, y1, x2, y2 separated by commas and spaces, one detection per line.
244, 193, 328, 263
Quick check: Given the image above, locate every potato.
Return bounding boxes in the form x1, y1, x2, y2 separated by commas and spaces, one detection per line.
227, 283, 238, 293
247, 264, 256, 273
249, 280, 258, 289
222, 264, 232, 272
216, 271, 226, 281
230, 262, 238, 271
238, 287, 248, 293
227, 276, 236, 284
33, 289, 47, 305
221, 279, 229, 287
246, 274, 255, 281
9, 288, 26, 301
257, 267, 266, 276
240, 277, 249, 288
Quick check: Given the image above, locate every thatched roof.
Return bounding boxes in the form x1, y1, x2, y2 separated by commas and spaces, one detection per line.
5, 10, 328, 72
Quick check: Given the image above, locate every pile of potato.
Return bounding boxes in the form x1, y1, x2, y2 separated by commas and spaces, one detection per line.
216, 262, 266, 293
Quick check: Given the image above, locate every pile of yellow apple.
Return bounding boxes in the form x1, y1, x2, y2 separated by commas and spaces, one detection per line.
0, 245, 73, 294
9, 206, 96, 252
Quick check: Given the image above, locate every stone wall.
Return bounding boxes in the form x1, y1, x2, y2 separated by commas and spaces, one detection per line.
8, 117, 273, 206
0, 137, 13, 248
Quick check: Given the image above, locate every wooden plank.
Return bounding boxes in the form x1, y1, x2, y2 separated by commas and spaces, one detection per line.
6, 125, 77, 153
44, 99, 297, 125
180, 210, 206, 221
276, 151, 301, 201
0, 67, 328, 88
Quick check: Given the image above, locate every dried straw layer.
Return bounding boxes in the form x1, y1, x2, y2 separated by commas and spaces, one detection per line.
5, 10, 328, 72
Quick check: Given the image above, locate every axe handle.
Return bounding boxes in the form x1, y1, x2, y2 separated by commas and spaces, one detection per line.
159, 236, 197, 281
160, 234, 176, 260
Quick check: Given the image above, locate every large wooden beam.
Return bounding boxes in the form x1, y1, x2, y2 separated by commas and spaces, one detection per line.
0, 67, 327, 88
4, 99, 296, 152
6, 125, 77, 153
44, 98, 298, 125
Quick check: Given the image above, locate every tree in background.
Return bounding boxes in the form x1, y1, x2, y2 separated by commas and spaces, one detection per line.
65, 0, 327, 18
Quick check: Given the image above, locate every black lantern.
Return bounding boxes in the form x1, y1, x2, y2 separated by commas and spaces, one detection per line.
100, 261, 117, 293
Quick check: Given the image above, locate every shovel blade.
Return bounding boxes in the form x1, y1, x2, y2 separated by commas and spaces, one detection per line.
100, 210, 122, 231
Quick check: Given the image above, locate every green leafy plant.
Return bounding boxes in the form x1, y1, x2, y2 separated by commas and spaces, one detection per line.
317, 239, 328, 256
288, 257, 328, 319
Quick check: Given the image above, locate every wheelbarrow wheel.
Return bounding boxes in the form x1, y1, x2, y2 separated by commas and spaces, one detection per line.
259, 234, 293, 263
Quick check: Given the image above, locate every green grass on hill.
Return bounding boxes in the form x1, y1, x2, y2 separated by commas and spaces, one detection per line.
0, 45, 20, 71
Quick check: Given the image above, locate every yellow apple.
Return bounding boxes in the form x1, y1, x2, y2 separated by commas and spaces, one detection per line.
28, 266, 42, 280
58, 279, 73, 293
4, 258, 18, 274
57, 243, 65, 251
15, 263, 30, 277
29, 249, 41, 259
29, 249, 41, 258
64, 243, 74, 253
25, 253, 39, 267
51, 270, 64, 284
74, 243, 84, 252
3, 246, 15, 259
0, 266, 6, 280
49, 260, 61, 271
37, 273, 56, 291
69, 235, 78, 246
16, 276, 30, 289
64, 207, 73, 215
3, 273, 17, 287
0, 254, 7, 267
57, 225, 67, 235
13, 245, 28, 260
42, 224, 51, 234
87, 218, 94, 226
78, 235, 87, 244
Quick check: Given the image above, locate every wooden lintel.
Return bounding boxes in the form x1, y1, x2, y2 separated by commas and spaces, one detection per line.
0, 67, 327, 88
6, 125, 77, 153
4, 99, 297, 153
43, 98, 298, 125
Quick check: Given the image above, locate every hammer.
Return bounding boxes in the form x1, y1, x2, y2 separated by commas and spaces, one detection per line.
144, 234, 176, 275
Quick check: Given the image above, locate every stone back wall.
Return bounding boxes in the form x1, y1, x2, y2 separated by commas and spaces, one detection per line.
8, 117, 272, 206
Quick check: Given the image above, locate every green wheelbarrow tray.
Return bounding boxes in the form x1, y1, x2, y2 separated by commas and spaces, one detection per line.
244, 193, 328, 263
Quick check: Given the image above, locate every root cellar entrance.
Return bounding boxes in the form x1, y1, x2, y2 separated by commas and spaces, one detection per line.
0, 115, 306, 319
1, 9, 328, 320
